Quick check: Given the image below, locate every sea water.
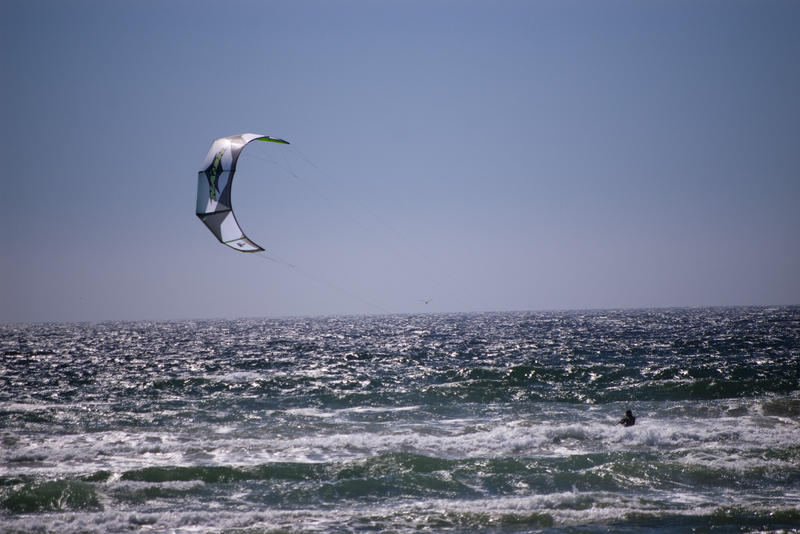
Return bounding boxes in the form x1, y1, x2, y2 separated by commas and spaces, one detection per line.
1, 307, 799, 533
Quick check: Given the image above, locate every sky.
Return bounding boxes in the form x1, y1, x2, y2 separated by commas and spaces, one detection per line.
2, 0, 799, 323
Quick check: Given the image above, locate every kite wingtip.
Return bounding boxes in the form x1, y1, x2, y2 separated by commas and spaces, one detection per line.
256, 135, 290, 145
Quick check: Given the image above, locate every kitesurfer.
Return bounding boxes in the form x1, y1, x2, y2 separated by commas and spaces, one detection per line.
618, 410, 635, 427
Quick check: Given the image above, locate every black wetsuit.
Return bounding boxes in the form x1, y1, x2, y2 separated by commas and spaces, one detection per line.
619, 411, 635, 427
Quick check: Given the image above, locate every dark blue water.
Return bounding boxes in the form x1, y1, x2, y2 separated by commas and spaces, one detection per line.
2, 307, 799, 533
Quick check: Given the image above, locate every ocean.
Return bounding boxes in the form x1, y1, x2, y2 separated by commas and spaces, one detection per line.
1, 307, 799, 533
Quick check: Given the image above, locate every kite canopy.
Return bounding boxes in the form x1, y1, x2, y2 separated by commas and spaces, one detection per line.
196, 133, 289, 252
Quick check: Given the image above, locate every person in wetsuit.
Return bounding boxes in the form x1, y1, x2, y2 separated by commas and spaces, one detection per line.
618, 410, 635, 427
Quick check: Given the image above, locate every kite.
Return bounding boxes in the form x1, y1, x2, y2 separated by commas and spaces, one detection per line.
196, 133, 289, 252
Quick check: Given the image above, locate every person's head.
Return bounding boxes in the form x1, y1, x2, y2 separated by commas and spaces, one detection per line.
626, 410, 633, 417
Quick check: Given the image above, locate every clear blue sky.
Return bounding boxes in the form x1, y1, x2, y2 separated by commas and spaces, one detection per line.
2, 0, 798, 323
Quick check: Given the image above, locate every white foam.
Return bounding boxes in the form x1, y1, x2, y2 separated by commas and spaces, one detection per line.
7, 397, 799, 479
0, 489, 788, 534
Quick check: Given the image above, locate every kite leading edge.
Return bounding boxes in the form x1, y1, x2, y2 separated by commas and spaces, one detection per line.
196, 133, 289, 252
